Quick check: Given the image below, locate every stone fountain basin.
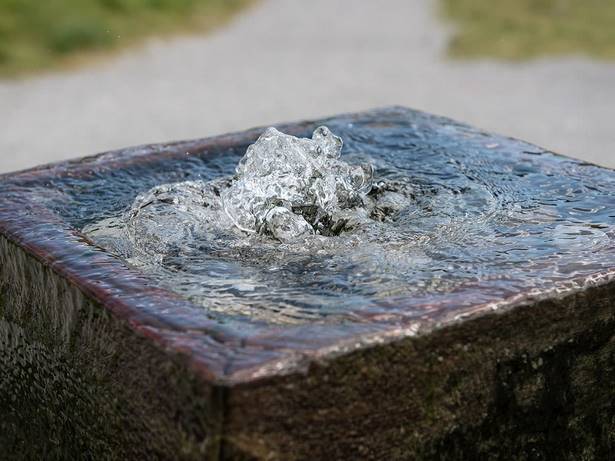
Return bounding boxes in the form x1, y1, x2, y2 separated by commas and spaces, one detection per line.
1, 107, 614, 460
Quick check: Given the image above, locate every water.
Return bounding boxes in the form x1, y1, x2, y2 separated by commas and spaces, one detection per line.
73, 115, 615, 325
116, 126, 374, 250
5, 109, 613, 328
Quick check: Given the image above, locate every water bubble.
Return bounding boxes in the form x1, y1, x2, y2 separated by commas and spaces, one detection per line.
127, 126, 378, 244
79, 119, 615, 325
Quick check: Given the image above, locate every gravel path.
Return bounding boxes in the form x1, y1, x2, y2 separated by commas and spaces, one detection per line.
1, 0, 614, 174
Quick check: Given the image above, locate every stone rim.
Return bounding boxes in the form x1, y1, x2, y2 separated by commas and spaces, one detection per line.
2, 106, 614, 386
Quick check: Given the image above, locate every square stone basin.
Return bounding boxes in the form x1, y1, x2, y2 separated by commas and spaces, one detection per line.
1, 107, 614, 459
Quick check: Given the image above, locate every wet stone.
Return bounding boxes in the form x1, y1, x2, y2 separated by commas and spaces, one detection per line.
1, 107, 615, 459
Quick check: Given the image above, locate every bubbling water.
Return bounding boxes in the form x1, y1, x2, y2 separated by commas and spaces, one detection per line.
82, 120, 615, 325
223, 126, 374, 240
113, 126, 416, 258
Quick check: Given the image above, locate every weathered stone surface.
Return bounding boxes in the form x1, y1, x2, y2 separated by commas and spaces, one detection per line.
1, 107, 614, 459
0, 237, 221, 460
222, 284, 615, 460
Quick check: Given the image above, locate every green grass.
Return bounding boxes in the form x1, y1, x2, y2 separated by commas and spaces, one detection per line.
0, 0, 253, 77
441, 0, 615, 60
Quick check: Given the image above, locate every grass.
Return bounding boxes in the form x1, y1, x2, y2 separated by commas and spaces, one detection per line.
441, 0, 615, 60
0, 0, 253, 77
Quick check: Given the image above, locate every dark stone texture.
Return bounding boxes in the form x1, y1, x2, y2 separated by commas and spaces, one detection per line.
1, 107, 614, 459
223, 283, 615, 460
0, 236, 221, 460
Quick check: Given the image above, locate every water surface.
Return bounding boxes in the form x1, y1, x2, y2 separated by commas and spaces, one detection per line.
21, 111, 615, 326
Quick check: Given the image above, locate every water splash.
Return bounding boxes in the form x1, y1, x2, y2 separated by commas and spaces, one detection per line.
78, 114, 615, 325
118, 126, 383, 262
222, 126, 373, 241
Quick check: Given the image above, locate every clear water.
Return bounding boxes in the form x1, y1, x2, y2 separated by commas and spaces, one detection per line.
75, 116, 615, 325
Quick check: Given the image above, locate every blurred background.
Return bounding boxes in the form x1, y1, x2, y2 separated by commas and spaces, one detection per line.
0, 0, 614, 173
